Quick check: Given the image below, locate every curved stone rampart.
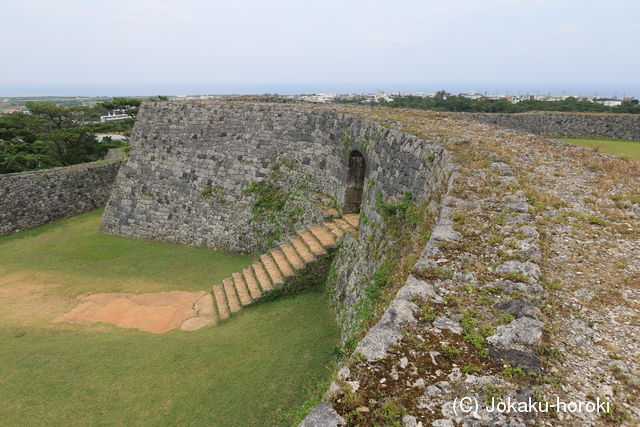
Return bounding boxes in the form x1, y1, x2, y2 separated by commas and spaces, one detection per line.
101, 99, 455, 340
102, 101, 452, 254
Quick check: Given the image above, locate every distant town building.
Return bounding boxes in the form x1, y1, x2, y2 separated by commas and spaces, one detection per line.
95, 134, 128, 142
300, 93, 337, 103
0, 106, 27, 114
598, 100, 623, 107
100, 111, 130, 122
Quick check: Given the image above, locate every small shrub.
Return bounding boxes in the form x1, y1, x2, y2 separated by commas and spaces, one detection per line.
545, 282, 563, 291
417, 265, 453, 281
441, 345, 461, 359
479, 324, 495, 338
484, 383, 505, 405
463, 364, 480, 374
379, 401, 406, 423
587, 215, 605, 226
419, 303, 438, 322
464, 332, 485, 351
501, 314, 515, 324
443, 294, 459, 307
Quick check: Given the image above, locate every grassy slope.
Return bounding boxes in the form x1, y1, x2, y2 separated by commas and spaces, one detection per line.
0, 210, 339, 426
558, 137, 640, 160
0, 209, 253, 297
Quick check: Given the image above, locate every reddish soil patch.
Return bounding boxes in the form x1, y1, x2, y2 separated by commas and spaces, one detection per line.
55, 291, 215, 333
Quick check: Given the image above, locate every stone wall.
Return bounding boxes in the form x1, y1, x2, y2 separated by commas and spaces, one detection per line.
102, 102, 349, 253
0, 160, 121, 235
102, 101, 450, 255
461, 112, 640, 140
102, 100, 454, 342
325, 121, 453, 344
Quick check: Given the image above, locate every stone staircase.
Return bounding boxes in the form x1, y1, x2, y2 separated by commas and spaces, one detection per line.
211, 214, 360, 321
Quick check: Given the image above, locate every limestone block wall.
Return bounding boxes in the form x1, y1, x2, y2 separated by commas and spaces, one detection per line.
102, 102, 355, 253
102, 101, 451, 254
102, 100, 454, 340
327, 122, 453, 342
461, 112, 640, 140
0, 160, 121, 235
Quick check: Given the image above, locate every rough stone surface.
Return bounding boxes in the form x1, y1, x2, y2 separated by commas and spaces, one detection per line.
494, 299, 540, 319
462, 112, 640, 140
396, 276, 442, 303
356, 323, 404, 361
495, 260, 541, 282
488, 347, 542, 373
486, 317, 544, 351
298, 401, 345, 427
0, 160, 121, 235
432, 316, 463, 334
103, 101, 450, 254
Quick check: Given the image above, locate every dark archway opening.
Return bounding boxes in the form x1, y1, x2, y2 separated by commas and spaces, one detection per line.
343, 150, 366, 213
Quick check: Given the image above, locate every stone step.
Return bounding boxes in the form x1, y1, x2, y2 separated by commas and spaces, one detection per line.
280, 242, 305, 270
309, 191, 336, 206
289, 235, 316, 263
308, 224, 336, 248
271, 248, 294, 277
260, 253, 284, 286
317, 202, 339, 218
344, 213, 360, 228
232, 272, 252, 306
212, 284, 230, 320
299, 230, 326, 256
252, 262, 273, 292
333, 218, 354, 232
223, 278, 241, 313
323, 221, 345, 239
242, 267, 262, 299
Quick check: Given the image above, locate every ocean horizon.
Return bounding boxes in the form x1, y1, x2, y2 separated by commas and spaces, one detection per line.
1, 83, 638, 99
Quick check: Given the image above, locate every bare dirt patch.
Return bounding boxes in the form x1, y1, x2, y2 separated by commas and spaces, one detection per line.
0, 272, 73, 327
55, 291, 215, 333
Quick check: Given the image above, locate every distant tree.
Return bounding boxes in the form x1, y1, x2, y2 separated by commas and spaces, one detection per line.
25, 102, 86, 129
0, 138, 59, 173
41, 128, 107, 166
98, 97, 142, 118
0, 112, 47, 134
434, 90, 448, 99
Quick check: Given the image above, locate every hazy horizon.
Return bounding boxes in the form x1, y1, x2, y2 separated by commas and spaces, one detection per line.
2, 0, 638, 98
2, 82, 639, 99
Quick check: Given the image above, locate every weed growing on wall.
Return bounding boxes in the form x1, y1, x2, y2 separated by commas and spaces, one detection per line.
200, 185, 224, 201
341, 191, 439, 350
242, 163, 307, 249
341, 129, 352, 154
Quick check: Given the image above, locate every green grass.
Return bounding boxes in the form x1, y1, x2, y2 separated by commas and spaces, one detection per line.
558, 137, 640, 160
0, 210, 340, 425
0, 209, 254, 297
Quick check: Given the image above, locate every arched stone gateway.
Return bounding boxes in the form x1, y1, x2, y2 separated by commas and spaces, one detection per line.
343, 150, 366, 214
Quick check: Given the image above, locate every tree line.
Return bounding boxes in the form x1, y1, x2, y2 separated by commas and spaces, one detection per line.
0, 97, 165, 174
335, 92, 640, 114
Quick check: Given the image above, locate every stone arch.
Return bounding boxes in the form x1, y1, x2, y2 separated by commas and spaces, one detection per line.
343, 150, 366, 213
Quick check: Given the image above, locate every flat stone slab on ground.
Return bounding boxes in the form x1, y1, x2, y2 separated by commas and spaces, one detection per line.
54, 290, 214, 333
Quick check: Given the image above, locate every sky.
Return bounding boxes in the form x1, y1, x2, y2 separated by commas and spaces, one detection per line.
1, 0, 639, 96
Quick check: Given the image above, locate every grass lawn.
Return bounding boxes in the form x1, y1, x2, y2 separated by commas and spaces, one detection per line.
557, 137, 640, 160
0, 210, 339, 425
